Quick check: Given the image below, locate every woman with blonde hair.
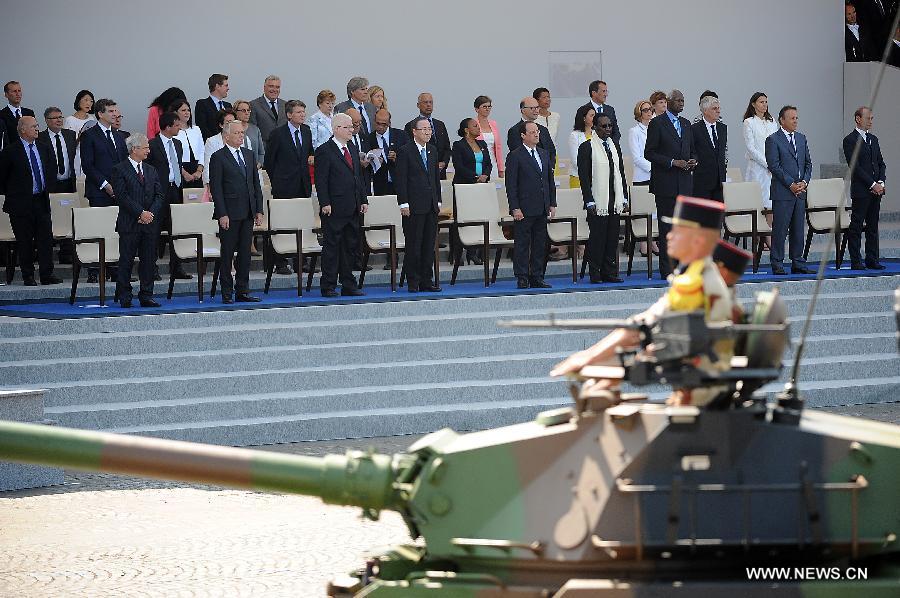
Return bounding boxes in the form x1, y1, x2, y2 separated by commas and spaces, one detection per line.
628, 99, 659, 255
368, 85, 387, 111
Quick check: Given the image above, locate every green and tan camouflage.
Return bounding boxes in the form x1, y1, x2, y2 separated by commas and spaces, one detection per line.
1, 395, 899, 596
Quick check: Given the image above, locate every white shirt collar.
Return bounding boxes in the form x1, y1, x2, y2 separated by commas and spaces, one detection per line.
19, 136, 34, 147
98, 121, 113, 134
7, 104, 21, 114
288, 121, 300, 136
128, 157, 142, 171
781, 127, 795, 138
855, 127, 869, 139
332, 137, 347, 151
414, 140, 427, 152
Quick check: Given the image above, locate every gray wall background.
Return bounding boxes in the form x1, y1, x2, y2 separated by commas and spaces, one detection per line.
3, 0, 845, 172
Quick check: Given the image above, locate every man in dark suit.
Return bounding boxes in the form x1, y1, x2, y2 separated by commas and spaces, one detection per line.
38, 107, 77, 194
0, 118, 8, 151
404, 93, 451, 180
249, 75, 287, 145
855, 0, 899, 53
1, 82, 35, 145
264, 99, 314, 275
395, 116, 441, 293
579, 80, 621, 144
345, 107, 374, 194
147, 111, 191, 280
195, 74, 232, 140
79, 98, 129, 282
209, 120, 264, 304
690, 96, 727, 201
334, 76, 377, 137
843, 106, 887, 270
111, 133, 164, 308
369, 109, 409, 196
506, 121, 557, 289
765, 105, 814, 275
0, 116, 62, 285
507, 97, 557, 168
846, 3, 873, 61
314, 113, 369, 297
644, 89, 696, 278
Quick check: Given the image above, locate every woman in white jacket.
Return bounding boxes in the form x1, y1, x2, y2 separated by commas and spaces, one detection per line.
628, 99, 658, 255
742, 92, 778, 238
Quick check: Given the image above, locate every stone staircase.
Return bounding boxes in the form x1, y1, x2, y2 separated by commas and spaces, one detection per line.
0, 274, 897, 446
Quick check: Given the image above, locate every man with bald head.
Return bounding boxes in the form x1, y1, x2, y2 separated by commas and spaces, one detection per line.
314, 112, 369, 297
507, 96, 557, 167
0, 115, 61, 285
369, 109, 409, 196
644, 89, 696, 278
404, 93, 451, 179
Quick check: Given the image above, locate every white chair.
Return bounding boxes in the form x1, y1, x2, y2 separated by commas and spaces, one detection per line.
0, 199, 16, 284
265, 198, 324, 295
359, 195, 401, 291
439, 180, 454, 219
545, 188, 583, 282
75, 177, 85, 201
168, 202, 220, 302
181, 188, 205, 203
452, 183, 514, 286
622, 185, 656, 279
804, 178, 850, 267
722, 181, 771, 273
725, 166, 742, 183
70, 206, 119, 305
49, 192, 79, 260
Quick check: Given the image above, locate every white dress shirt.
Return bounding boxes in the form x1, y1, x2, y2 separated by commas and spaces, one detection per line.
703, 118, 718, 147
48, 129, 72, 180
847, 23, 861, 41
627, 123, 651, 183
202, 134, 225, 185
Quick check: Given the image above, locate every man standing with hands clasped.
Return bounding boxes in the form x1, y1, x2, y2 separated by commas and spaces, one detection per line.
765, 105, 813, 275
209, 120, 264, 304
843, 106, 886, 270
395, 116, 441, 293
505, 120, 556, 289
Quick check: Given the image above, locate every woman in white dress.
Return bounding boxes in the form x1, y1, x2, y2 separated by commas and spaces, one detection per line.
307, 89, 336, 149
568, 104, 596, 188
64, 90, 95, 176
628, 99, 659, 255
741, 92, 779, 236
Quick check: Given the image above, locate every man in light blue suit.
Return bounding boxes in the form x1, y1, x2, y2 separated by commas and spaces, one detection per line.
765, 105, 814, 275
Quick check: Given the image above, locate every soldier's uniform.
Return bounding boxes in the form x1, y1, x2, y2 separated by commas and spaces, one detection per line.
637, 197, 733, 406
712, 239, 752, 323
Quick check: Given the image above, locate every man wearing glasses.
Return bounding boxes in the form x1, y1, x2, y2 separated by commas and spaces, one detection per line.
38, 107, 77, 193
506, 97, 557, 167
314, 113, 368, 297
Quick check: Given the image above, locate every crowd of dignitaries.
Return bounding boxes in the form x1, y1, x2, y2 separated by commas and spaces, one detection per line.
0, 69, 890, 305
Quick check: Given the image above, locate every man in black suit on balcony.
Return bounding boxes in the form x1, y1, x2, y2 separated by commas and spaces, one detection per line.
843, 106, 887, 270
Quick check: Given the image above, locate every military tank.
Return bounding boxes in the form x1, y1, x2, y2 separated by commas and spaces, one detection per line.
1, 290, 899, 596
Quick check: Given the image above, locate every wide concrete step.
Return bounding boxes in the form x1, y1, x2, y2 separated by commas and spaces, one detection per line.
4, 325, 894, 386
0, 286, 895, 361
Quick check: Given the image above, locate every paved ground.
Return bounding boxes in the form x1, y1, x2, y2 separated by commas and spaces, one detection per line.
0, 435, 420, 598
1, 403, 898, 598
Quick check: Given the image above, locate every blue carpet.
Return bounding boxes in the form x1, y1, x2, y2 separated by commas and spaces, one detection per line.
1, 260, 897, 319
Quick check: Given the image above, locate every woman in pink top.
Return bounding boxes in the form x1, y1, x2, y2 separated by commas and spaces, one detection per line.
146, 86, 186, 139
473, 95, 504, 178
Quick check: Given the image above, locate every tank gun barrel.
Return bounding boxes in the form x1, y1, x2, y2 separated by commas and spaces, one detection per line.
0, 420, 398, 512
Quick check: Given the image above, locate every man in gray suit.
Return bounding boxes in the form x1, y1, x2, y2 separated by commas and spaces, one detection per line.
765, 105, 814, 275
209, 120, 264, 303
334, 76, 376, 137
249, 75, 286, 144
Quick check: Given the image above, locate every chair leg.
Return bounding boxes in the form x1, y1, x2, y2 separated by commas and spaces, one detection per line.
483, 242, 490, 287
69, 260, 80, 304
580, 253, 588, 280
198, 257, 205, 303
491, 247, 502, 284
627, 239, 635, 276
264, 259, 275, 294
99, 262, 106, 306
803, 230, 813, 260
306, 255, 317, 292
296, 251, 303, 297
5, 245, 15, 284
450, 247, 462, 285
399, 264, 406, 287
210, 259, 219, 298
359, 251, 370, 287
167, 268, 176, 300
753, 237, 763, 273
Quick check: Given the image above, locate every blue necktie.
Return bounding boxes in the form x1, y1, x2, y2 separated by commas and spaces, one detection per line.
167, 138, 181, 186
420, 147, 427, 169
235, 149, 246, 177
671, 115, 681, 137
28, 143, 44, 192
